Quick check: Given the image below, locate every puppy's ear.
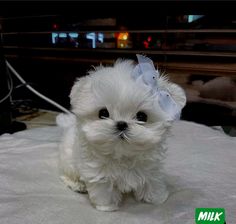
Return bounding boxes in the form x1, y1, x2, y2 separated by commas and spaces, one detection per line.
70, 76, 88, 104
69, 75, 94, 115
158, 76, 187, 109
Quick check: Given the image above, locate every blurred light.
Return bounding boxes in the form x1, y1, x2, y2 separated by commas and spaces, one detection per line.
86, 32, 96, 48
98, 33, 104, 43
117, 32, 129, 49
69, 33, 79, 38
53, 24, 59, 29
118, 32, 129, 40
143, 41, 149, 49
147, 36, 152, 42
59, 33, 67, 38
83, 32, 105, 48
51, 32, 58, 44
188, 15, 204, 23
123, 34, 128, 40
51, 32, 79, 45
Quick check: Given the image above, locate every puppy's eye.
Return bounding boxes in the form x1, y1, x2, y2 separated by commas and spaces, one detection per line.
99, 108, 109, 119
136, 111, 147, 122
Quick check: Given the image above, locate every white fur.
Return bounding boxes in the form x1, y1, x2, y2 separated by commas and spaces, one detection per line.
57, 59, 186, 211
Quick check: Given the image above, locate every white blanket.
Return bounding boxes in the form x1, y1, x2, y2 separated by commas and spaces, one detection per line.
0, 121, 235, 224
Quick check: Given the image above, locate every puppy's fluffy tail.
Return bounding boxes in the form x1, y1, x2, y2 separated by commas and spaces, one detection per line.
56, 113, 77, 128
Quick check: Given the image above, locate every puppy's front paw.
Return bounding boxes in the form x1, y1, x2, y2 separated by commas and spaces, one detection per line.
143, 187, 169, 205
95, 204, 119, 212
60, 175, 87, 193
135, 182, 169, 205
148, 188, 169, 205
87, 182, 122, 212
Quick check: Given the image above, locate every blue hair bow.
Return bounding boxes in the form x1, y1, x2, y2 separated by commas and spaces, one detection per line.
132, 54, 181, 121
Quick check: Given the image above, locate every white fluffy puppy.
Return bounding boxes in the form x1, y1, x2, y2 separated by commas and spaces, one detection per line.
57, 55, 186, 211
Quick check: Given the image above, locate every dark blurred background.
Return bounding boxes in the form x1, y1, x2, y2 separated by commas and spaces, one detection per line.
0, 1, 236, 135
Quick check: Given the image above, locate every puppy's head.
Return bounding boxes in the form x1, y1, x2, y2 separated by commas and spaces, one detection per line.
70, 59, 186, 156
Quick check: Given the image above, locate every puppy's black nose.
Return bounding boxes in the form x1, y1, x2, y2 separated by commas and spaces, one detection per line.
116, 121, 128, 131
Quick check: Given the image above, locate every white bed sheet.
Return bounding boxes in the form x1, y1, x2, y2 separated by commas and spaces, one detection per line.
0, 121, 235, 224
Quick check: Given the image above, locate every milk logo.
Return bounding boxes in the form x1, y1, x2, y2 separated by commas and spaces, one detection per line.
195, 208, 225, 224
